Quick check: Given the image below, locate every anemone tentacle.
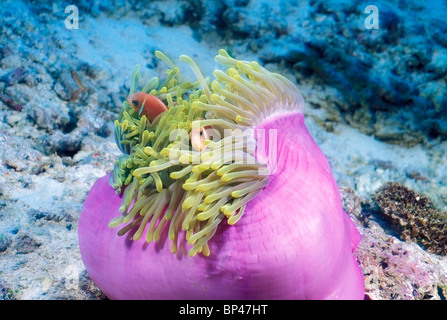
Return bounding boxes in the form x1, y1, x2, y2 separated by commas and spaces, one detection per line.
110, 50, 303, 256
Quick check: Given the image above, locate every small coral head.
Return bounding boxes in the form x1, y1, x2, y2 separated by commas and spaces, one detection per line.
127, 92, 168, 122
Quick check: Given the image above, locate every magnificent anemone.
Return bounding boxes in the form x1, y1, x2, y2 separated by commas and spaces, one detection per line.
78, 50, 365, 299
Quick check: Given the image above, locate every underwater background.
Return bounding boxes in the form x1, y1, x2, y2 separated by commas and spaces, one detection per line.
0, 0, 445, 299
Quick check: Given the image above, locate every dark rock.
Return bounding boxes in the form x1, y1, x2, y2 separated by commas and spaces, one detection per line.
431, 19, 447, 48
379, 6, 400, 44
78, 270, 108, 300
0, 234, 12, 253
0, 45, 13, 60
76, 109, 109, 138
19, 69, 42, 88
0, 281, 16, 300
26, 100, 73, 133
53, 68, 83, 102
13, 234, 42, 254
0, 92, 23, 112
0, 67, 25, 86
30, 205, 75, 224
40, 130, 83, 157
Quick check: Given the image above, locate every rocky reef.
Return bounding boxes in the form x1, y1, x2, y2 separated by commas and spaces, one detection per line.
216, 0, 447, 148
63, 0, 447, 148
210, 0, 447, 147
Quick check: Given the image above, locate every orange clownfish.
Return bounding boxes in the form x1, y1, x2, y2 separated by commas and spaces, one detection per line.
190, 122, 213, 152
128, 92, 168, 122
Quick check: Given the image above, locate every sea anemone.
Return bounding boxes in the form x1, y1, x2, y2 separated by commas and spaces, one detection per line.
78, 49, 365, 299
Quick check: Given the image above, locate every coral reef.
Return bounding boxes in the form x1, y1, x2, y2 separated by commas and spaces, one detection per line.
54, 0, 447, 147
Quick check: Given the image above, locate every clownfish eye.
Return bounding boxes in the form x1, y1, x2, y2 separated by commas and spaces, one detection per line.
132, 100, 139, 107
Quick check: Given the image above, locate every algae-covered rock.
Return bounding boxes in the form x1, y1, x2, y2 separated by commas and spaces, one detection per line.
341, 187, 447, 300
374, 182, 447, 256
